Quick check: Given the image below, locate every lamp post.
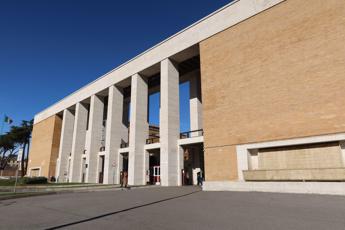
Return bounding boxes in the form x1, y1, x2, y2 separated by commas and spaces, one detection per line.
14, 148, 23, 193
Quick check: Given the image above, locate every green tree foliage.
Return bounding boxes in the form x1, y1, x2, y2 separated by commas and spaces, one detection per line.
0, 132, 17, 172
0, 120, 33, 177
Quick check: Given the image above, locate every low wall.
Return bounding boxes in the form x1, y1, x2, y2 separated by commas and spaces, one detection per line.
203, 181, 345, 196
243, 168, 345, 181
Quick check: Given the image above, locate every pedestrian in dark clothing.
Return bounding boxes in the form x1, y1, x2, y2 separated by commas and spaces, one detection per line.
197, 172, 203, 186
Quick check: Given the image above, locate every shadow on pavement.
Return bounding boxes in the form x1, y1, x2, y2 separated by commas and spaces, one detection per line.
46, 188, 201, 229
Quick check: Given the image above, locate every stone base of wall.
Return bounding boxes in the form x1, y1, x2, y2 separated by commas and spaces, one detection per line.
243, 168, 345, 181
203, 181, 345, 196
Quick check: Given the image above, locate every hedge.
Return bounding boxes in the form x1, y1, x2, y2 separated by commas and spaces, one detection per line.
0, 177, 48, 186
20, 177, 48, 184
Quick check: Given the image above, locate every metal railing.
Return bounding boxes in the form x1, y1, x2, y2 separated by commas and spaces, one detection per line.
146, 136, 160, 144
100, 119, 107, 151
180, 129, 204, 139
120, 142, 129, 148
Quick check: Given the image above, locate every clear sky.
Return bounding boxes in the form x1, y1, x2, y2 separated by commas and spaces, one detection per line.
0, 0, 231, 133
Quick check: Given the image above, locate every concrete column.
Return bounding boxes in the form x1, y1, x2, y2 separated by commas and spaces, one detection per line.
118, 153, 123, 173
128, 74, 148, 185
144, 150, 150, 184
104, 86, 124, 184
69, 103, 88, 182
177, 145, 184, 186
189, 71, 203, 136
85, 95, 104, 183
56, 109, 75, 182
160, 58, 181, 186
235, 145, 250, 181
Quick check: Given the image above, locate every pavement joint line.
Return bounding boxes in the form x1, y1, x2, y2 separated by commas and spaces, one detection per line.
38, 205, 92, 220
0, 192, 58, 201
45, 188, 202, 230
0, 185, 157, 201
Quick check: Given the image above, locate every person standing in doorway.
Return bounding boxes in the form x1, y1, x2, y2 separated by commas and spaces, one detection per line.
123, 171, 128, 188
186, 172, 190, 185
197, 172, 203, 186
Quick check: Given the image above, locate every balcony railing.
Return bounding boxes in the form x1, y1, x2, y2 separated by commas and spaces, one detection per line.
100, 119, 107, 150
146, 136, 160, 144
120, 142, 129, 148
180, 129, 203, 139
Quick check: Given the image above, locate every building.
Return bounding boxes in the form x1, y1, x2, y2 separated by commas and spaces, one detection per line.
0, 156, 25, 177
28, 0, 345, 193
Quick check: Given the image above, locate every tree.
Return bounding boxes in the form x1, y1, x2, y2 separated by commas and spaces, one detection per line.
0, 132, 18, 176
21, 120, 33, 177
10, 120, 33, 177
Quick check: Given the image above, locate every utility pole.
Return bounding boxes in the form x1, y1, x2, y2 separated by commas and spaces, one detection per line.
14, 149, 23, 193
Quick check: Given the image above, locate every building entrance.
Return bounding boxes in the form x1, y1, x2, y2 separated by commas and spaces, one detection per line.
147, 149, 160, 185
182, 143, 204, 185
81, 158, 87, 183
119, 152, 129, 184
98, 155, 105, 184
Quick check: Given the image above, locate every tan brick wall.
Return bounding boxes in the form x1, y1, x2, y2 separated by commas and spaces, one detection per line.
200, 0, 345, 181
258, 142, 343, 170
28, 115, 62, 178
243, 168, 345, 181
204, 146, 238, 181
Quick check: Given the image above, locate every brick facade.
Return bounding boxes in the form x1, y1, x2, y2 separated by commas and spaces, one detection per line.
27, 115, 62, 178
200, 0, 345, 181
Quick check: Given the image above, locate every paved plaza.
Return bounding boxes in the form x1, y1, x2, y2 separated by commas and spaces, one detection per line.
1, 187, 345, 230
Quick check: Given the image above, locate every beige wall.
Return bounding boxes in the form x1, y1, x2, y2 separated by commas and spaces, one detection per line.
204, 146, 238, 181
200, 0, 345, 181
258, 142, 343, 170
243, 168, 345, 181
28, 115, 62, 178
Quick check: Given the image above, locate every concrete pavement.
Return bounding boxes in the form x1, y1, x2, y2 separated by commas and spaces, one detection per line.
0, 186, 345, 230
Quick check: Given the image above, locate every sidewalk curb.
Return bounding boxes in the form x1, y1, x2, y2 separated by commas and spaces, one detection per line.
0, 185, 156, 201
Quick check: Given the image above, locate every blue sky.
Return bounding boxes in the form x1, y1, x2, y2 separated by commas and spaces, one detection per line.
0, 0, 230, 133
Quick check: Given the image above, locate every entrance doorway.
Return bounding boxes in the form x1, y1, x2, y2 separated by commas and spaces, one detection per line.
122, 153, 128, 172
98, 155, 105, 184
81, 158, 87, 183
182, 143, 204, 185
118, 152, 128, 184
119, 152, 129, 183
147, 149, 160, 185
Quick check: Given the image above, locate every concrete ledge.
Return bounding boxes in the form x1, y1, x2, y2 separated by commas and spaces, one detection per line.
243, 168, 345, 181
203, 181, 345, 196
178, 136, 204, 146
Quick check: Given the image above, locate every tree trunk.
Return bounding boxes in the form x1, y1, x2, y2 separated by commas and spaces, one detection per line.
21, 143, 26, 177
25, 140, 30, 176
